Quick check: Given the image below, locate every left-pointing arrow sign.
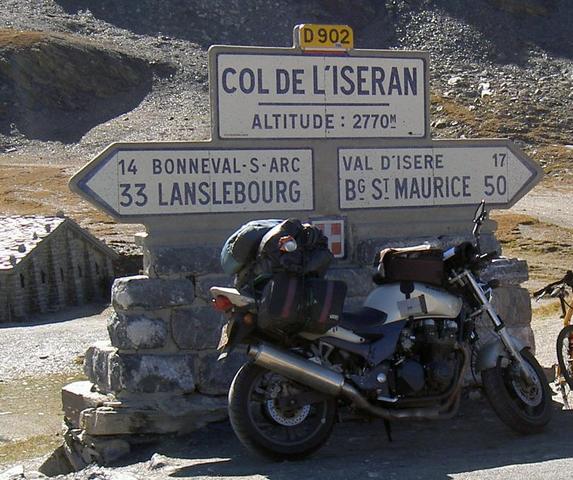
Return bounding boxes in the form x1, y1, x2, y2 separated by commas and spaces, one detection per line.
69, 143, 315, 220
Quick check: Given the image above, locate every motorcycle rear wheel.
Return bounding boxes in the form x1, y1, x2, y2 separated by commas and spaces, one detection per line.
228, 362, 337, 460
482, 348, 552, 434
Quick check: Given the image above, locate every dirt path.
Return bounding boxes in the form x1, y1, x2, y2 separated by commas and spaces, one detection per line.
512, 183, 573, 229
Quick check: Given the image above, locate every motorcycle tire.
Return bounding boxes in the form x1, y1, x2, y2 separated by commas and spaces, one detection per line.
556, 325, 573, 391
228, 362, 337, 460
482, 348, 552, 434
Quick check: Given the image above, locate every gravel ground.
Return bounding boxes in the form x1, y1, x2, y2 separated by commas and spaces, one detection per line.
0, 305, 110, 382
512, 183, 573, 229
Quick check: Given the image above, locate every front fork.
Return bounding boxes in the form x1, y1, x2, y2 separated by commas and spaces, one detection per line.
455, 269, 535, 384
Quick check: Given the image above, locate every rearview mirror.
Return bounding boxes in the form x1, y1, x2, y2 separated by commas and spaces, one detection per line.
473, 199, 487, 225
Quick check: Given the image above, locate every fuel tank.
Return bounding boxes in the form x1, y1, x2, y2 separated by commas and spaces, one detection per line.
364, 283, 462, 324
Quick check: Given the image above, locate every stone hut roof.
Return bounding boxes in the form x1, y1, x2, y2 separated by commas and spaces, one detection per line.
0, 215, 118, 274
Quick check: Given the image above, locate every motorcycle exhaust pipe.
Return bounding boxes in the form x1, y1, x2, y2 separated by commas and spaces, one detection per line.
248, 342, 467, 421
247, 342, 346, 397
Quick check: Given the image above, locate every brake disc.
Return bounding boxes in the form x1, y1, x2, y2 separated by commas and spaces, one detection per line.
266, 400, 311, 426
511, 362, 542, 406
265, 382, 311, 426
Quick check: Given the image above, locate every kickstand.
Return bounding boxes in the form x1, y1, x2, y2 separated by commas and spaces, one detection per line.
383, 419, 393, 442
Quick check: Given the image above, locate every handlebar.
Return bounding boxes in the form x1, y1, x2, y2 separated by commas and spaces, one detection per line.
533, 270, 573, 298
478, 251, 498, 263
443, 242, 498, 269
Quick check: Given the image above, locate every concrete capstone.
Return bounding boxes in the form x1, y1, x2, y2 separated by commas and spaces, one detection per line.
144, 245, 222, 278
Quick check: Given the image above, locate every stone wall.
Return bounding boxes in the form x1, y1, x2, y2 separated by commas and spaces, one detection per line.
62, 247, 238, 466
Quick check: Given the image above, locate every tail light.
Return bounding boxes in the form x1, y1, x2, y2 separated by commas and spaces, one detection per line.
212, 295, 233, 312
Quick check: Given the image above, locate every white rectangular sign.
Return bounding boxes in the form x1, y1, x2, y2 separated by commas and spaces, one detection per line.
81, 148, 314, 215
216, 53, 426, 139
338, 146, 536, 209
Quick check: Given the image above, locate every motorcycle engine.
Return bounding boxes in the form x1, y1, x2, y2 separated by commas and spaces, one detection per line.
395, 318, 459, 396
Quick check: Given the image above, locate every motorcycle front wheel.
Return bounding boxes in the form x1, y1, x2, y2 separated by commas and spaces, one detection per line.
228, 362, 337, 460
482, 348, 552, 433
556, 325, 573, 389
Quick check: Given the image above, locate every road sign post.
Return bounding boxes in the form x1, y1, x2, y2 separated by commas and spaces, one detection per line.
71, 29, 541, 230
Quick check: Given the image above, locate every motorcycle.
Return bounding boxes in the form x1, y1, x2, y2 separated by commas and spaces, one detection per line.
210, 201, 551, 460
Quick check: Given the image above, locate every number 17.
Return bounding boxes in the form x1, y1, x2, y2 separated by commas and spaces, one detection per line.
493, 153, 506, 167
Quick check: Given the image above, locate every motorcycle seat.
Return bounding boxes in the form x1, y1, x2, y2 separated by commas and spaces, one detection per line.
340, 307, 388, 338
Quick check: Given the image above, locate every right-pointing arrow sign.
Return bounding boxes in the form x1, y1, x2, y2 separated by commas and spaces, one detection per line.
338, 139, 543, 210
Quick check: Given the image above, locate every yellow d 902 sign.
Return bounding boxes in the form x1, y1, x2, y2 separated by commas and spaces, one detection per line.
297, 24, 354, 51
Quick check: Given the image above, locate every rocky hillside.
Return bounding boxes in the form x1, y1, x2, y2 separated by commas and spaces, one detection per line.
0, 30, 171, 142
0, 0, 571, 166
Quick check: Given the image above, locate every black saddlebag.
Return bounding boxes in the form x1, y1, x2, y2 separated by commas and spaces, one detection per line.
374, 245, 444, 286
257, 274, 346, 335
304, 278, 347, 334
258, 272, 305, 333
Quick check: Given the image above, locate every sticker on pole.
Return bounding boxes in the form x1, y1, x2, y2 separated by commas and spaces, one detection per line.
311, 218, 345, 258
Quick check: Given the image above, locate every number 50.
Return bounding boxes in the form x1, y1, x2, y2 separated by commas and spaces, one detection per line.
484, 175, 507, 196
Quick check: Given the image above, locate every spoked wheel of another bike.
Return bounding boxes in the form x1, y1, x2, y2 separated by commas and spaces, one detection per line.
556, 325, 573, 408
228, 362, 337, 460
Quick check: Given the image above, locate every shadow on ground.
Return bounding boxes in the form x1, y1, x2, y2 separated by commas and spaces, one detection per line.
115, 397, 573, 479
0, 302, 109, 329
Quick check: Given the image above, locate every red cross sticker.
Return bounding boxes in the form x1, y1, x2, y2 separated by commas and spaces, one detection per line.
311, 218, 345, 258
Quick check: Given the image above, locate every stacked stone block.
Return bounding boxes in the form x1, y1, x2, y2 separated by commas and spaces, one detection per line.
63, 247, 247, 465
